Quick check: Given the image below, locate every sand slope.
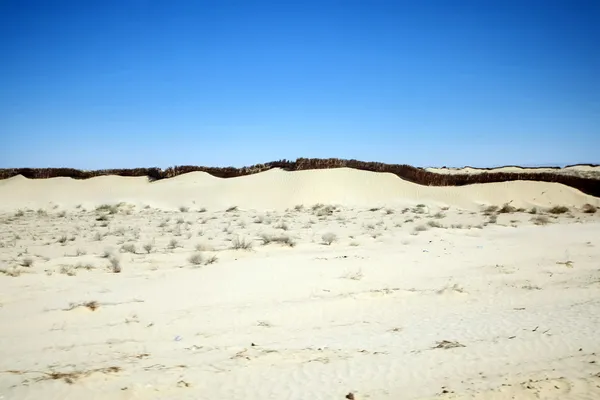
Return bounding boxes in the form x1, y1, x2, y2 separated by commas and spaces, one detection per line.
0, 168, 598, 212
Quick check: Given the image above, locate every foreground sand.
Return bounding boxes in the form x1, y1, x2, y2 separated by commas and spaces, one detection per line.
1, 200, 599, 399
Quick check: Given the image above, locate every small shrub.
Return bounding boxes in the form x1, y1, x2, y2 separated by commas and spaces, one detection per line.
274, 221, 289, 231
37, 209, 48, 216
188, 253, 204, 265
195, 242, 212, 252
531, 215, 550, 225
498, 203, 516, 213
231, 237, 253, 250
414, 224, 428, 232
109, 256, 121, 273
432, 211, 445, 219
58, 235, 68, 244
322, 232, 337, 245
483, 205, 499, 215
529, 207, 538, 214
427, 220, 445, 228
120, 243, 136, 254
226, 206, 238, 212
75, 248, 87, 256
0, 267, 23, 277
168, 238, 179, 249
260, 233, 295, 247
488, 215, 498, 224
548, 205, 569, 214
15, 209, 24, 217
21, 257, 33, 267
59, 265, 76, 276
57, 211, 67, 218
582, 204, 597, 214
92, 232, 103, 241
198, 207, 207, 213
179, 206, 189, 212
143, 243, 154, 254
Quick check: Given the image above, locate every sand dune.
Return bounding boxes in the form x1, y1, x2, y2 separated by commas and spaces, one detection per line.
1, 169, 599, 399
0, 168, 598, 212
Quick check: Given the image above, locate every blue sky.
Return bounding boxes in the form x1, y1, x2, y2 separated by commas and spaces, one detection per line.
1, 0, 598, 169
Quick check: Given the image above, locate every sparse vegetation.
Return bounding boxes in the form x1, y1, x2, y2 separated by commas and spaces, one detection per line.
0, 267, 24, 277
531, 215, 550, 225
260, 233, 296, 247
483, 205, 499, 216
108, 256, 121, 273
548, 205, 569, 214
498, 202, 516, 213
226, 206, 238, 212
414, 224, 428, 232
188, 253, 204, 265
168, 238, 180, 249
179, 206, 189, 212
143, 243, 154, 254
21, 257, 33, 267
231, 236, 253, 250
321, 232, 337, 245
120, 243, 136, 254
582, 203, 597, 214
427, 220, 445, 228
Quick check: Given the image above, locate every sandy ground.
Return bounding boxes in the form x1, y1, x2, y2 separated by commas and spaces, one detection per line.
1, 171, 600, 399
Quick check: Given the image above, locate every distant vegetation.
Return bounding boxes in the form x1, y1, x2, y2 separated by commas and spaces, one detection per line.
0, 158, 599, 197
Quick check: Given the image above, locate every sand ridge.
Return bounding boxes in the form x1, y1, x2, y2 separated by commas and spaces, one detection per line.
0, 168, 598, 212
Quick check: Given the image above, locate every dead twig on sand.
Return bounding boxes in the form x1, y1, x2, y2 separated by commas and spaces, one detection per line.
3, 366, 121, 384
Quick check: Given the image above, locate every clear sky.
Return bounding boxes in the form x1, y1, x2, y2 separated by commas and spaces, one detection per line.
1, 0, 598, 169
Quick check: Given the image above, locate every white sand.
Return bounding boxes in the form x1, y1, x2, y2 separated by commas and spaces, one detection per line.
1, 169, 599, 399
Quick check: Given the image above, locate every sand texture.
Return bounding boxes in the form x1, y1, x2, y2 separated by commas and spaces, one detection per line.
1, 169, 600, 399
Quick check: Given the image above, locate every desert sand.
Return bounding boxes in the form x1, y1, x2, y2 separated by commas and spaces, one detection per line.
1, 168, 599, 400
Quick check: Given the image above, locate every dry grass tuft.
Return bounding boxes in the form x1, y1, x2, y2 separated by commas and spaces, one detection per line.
120, 243, 136, 254
260, 233, 296, 247
108, 256, 122, 273
188, 253, 204, 265
231, 236, 253, 250
143, 243, 154, 254
582, 203, 597, 214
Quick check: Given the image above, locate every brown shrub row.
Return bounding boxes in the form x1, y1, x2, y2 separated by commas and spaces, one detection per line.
1, 158, 599, 198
